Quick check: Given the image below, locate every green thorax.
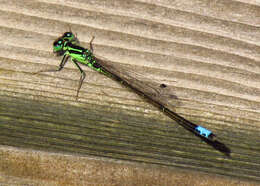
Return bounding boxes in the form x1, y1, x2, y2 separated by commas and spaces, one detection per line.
63, 41, 103, 73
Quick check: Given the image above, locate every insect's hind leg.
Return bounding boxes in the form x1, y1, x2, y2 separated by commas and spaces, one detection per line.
89, 36, 95, 53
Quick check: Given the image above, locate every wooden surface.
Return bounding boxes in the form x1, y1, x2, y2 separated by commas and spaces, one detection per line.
0, 0, 260, 184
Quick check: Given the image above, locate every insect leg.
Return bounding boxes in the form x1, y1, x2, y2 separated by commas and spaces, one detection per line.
34, 55, 70, 74
72, 59, 86, 98
89, 36, 95, 53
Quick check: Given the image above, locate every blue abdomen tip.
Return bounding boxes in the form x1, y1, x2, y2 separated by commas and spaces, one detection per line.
195, 126, 212, 138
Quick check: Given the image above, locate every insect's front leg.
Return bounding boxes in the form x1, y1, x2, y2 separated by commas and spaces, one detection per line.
34, 55, 70, 74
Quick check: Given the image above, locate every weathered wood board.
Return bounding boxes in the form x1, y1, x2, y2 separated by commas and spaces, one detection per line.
0, 0, 260, 184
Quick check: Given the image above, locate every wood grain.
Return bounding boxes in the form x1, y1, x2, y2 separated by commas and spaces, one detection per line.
0, 0, 260, 184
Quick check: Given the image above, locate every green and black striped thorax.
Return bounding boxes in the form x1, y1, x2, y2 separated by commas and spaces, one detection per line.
53, 37, 103, 72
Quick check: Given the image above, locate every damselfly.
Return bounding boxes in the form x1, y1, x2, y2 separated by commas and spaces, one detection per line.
35, 32, 230, 155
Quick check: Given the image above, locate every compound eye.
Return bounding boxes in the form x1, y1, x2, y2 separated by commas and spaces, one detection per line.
53, 39, 64, 53
53, 39, 63, 47
63, 32, 72, 37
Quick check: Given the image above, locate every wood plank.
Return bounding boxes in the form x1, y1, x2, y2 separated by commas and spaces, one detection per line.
0, 0, 260, 184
